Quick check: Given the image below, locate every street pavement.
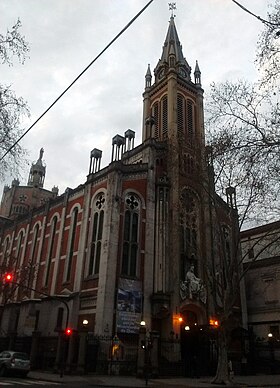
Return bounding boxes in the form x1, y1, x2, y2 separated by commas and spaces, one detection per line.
28, 371, 280, 387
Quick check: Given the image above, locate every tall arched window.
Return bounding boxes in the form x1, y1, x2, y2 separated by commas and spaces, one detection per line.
161, 96, 168, 139
152, 102, 159, 139
28, 224, 40, 289
121, 193, 140, 277
44, 216, 57, 286
177, 94, 185, 138
1, 236, 11, 266
179, 188, 199, 280
88, 193, 105, 277
187, 100, 194, 143
65, 207, 79, 282
16, 231, 24, 265
30, 224, 40, 265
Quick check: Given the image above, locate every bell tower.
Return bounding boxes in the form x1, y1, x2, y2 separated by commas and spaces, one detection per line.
143, 16, 211, 336
142, 16, 205, 150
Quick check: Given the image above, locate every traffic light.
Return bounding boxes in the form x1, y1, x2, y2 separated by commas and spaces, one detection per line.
4, 273, 13, 283
64, 327, 73, 336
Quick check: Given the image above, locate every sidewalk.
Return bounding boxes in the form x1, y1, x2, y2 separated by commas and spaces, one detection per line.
28, 370, 280, 387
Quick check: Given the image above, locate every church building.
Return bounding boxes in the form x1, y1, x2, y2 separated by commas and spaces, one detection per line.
0, 16, 241, 375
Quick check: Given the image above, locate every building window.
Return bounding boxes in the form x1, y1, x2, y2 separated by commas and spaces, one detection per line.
121, 194, 140, 277
31, 225, 39, 263
16, 231, 24, 265
162, 96, 168, 139
65, 207, 79, 282
152, 102, 159, 139
56, 307, 64, 330
187, 100, 194, 143
177, 94, 185, 138
44, 216, 57, 286
180, 188, 199, 280
1, 236, 11, 266
28, 224, 40, 289
88, 193, 105, 277
248, 247, 254, 260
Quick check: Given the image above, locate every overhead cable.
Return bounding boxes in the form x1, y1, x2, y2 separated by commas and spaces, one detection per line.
0, 0, 154, 162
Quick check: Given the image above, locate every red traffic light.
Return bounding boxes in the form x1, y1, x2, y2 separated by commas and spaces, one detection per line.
4, 273, 13, 283
65, 328, 73, 336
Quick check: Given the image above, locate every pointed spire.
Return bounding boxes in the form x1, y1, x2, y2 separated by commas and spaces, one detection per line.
154, 16, 191, 82
161, 16, 184, 63
145, 64, 152, 88
194, 60, 201, 86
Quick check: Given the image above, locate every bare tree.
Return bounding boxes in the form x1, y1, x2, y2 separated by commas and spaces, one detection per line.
206, 80, 280, 226
0, 19, 30, 181
0, 19, 29, 66
256, 0, 280, 87
207, 182, 280, 384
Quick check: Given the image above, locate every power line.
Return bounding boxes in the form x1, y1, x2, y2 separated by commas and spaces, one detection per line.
231, 0, 280, 28
0, 0, 155, 162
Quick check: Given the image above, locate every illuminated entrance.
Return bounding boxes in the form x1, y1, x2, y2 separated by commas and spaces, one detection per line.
180, 310, 217, 377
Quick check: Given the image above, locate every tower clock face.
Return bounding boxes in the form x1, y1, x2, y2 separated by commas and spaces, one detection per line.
158, 69, 165, 80
179, 67, 187, 78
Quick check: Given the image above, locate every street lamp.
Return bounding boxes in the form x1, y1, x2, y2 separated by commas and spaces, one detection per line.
268, 333, 275, 374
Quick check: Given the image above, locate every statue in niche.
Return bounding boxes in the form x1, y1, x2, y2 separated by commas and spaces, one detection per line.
180, 264, 206, 304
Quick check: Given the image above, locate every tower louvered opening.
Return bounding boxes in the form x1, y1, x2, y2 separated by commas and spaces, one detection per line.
162, 96, 168, 139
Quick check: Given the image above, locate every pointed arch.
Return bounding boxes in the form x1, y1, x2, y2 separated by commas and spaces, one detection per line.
86, 191, 106, 277
179, 188, 200, 281
44, 215, 58, 286
121, 192, 142, 277
64, 206, 80, 282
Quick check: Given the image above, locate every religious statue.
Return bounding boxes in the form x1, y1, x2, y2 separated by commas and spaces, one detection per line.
180, 264, 206, 303
186, 264, 202, 295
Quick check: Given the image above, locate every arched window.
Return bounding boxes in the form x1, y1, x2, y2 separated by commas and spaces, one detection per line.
16, 231, 24, 265
187, 100, 194, 143
121, 193, 140, 277
1, 236, 11, 265
65, 207, 79, 282
44, 216, 57, 286
161, 95, 168, 139
30, 224, 40, 265
179, 188, 199, 280
152, 102, 159, 139
28, 224, 40, 289
88, 193, 105, 277
177, 94, 185, 138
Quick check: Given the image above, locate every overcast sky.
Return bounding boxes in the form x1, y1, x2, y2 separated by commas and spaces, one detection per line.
0, 0, 270, 196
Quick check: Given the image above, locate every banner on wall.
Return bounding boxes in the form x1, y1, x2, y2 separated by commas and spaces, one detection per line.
116, 278, 142, 334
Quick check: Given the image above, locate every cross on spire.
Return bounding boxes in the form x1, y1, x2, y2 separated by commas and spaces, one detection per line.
168, 2, 176, 17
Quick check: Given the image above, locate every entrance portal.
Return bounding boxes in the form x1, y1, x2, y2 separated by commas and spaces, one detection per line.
180, 311, 217, 377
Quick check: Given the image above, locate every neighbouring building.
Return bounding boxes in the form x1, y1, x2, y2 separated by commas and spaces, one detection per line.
0, 16, 241, 376
0, 148, 58, 220
241, 221, 280, 372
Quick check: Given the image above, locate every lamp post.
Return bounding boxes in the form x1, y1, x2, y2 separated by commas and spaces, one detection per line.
268, 333, 275, 374
138, 321, 156, 385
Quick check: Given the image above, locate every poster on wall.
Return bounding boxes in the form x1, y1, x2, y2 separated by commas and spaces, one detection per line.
116, 278, 142, 334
